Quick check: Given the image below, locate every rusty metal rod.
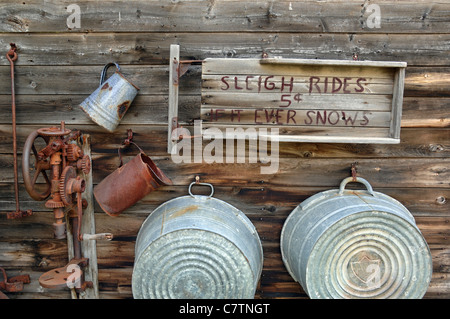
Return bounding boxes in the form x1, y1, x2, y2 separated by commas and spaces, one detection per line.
71, 215, 82, 260
6, 43, 31, 219
7, 44, 19, 212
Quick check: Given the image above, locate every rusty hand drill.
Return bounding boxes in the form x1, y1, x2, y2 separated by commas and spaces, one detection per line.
22, 121, 96, 292
22, 121, 90, 239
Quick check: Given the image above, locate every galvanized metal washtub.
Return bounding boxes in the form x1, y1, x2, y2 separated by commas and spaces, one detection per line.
281, 177, 432, 299
132, 181, 263, 299
80, 62, 139, 132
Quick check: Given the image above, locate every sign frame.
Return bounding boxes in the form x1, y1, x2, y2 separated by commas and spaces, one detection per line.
200, 57, 406, 144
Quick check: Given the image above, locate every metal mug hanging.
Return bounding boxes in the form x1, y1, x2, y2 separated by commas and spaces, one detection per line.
80, 62, 140, 132
94, 138, 172, 217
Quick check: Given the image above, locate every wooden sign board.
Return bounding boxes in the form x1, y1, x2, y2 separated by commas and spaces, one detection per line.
201, 58, 406, 144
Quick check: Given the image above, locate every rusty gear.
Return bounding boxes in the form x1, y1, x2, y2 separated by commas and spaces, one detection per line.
67, 144, 83, 162
80, 155, 91, 174
59, 166, 77, 206
45, 199, 65, 208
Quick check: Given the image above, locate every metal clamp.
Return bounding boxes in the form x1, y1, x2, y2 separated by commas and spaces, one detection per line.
338, 177, 375, 196
188, 176, 214, 198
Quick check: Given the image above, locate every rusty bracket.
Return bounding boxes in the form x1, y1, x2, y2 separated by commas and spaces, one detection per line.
171, 118, 202, 141
7, 210, 33, 219
170, 58, 202, 141
0, 267, 30, 294
120, 128, 143, 152
171, 117, 180, 140
122, 128, 134, 146
171, 57, 179, 85
172, 58, 202, 86
178, 60, 202, 80
118, 129, 144, 167
350, 162, 359, 181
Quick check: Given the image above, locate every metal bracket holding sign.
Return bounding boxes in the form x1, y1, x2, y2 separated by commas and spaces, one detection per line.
167, 44, 202, 154
168, 44, 180, 154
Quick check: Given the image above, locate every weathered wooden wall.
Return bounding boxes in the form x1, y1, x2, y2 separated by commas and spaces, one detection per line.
0, 0, 449, 299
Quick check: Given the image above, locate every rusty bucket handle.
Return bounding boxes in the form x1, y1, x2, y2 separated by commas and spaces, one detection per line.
100, 62, 121, 85
338, 177, 375, 196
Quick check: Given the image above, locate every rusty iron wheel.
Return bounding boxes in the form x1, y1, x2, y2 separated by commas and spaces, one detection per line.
22, 130, 52, 201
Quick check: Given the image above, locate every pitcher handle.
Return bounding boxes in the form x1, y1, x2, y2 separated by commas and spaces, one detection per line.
100, 62, 121, 85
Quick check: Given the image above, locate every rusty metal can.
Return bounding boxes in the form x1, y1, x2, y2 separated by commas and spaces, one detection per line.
94, 152, 172, 216
281, 177, 432, 299
132, 181, 263, 299
80, 62, 139, 132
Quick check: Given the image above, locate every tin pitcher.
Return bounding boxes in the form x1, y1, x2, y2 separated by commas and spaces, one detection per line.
94, 141, 172, 217
80, 62, 139, 132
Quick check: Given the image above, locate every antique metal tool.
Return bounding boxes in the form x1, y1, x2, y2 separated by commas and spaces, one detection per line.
22, 121, 111, 292
6, 43, 32, 219
22, 121, 90, 239
0, 267, 30, 299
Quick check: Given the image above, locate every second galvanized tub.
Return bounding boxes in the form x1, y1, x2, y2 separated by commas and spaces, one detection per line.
132, 181, 263, 299
281, 177, 432, 299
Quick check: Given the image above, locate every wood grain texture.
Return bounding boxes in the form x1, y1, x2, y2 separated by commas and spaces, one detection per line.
1, 33, 450, 67
1, 213, 448, 299
0, 65, 447, 97
1, 124, 448, 158
1, 151, 449, 188
1, 184, 449, 221
1, 1, 448, 34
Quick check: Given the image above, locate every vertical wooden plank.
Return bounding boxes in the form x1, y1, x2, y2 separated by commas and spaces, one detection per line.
79, 134, 99, 299
390, 67, 406, 139
168, 44, 180, 154
66, 134, 99, 299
